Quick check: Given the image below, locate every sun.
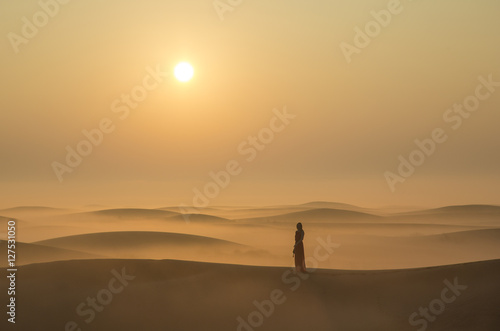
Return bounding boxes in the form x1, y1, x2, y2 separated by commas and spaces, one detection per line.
174, 62, 194, 82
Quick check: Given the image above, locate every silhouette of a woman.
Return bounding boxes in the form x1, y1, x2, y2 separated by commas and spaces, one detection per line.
293, 222, 306, 273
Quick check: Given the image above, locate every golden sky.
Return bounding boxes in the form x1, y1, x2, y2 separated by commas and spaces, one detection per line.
1, 0, 499, 208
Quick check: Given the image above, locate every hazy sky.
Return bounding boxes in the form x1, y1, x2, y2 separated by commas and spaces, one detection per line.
1, 0, 499, 208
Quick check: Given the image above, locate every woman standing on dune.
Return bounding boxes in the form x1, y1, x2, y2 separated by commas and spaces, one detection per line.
293, 222, 307, 273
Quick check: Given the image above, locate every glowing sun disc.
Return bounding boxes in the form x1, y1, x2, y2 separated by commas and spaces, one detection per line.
174, 62, 194, 82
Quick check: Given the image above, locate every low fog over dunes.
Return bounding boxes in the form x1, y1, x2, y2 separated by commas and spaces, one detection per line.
3, 202, 500, 270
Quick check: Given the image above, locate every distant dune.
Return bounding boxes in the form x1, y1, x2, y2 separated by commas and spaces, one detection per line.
2, 258, 499, 331
86, 208, 181, 219
167, 213, 231, 223
0, 241, 102, 267
332, 228, 500, 269
238, 208, 381, 223
274, 222, 489, 243
0, 217, 22, 240
10, 225, 113, 244
298, 201, 361, 209
161, 202, 375, 220
35, 231, 242, 250
421, 227, 500, 241
0, 206, 72, 217
161, 205, 312, 220
33, 231, 267, 264
68, 208, 232, 224
296, 201, 378, 214
426, 204, 500, 216
395, 204, 500, 217
0, 215, 17, 224
389, 204, 500, 225
0, 206, 66, 213
160, 206, 223, 212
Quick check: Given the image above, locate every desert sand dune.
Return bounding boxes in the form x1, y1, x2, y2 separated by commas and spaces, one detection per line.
419, 227, 500, 241
11, 224, 107, 243
33, 231, 270, 265
1, 203, 499, 330
88, 208, 181, 219
390, 205, 500, 226
167, 213, 232, 223
9, 215, 239, 246
237, 208, 382, 223
313, 228, 500, 270
294, 201, 383, 214
0, 217, 21, 241
10, 202, 498, 270
55, 208, 231, 224
35, 231, 243, 250
0, 206, 72, 217
272, 222, 488, 237
0, 216, 19, 226
0, 241, 103, 267
228, 204, 500, 227
2, 258, 499, 331
412, 204, 500, 215
296, 200, 365, 209
161, 205, 312, 219
161, 201, 376, 220
16, 211, 233, 242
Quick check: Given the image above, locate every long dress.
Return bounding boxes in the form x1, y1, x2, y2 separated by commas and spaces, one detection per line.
294, 230, 306, 272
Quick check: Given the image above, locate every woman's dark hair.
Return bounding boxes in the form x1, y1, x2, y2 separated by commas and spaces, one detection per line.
296, 222, 302, 230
